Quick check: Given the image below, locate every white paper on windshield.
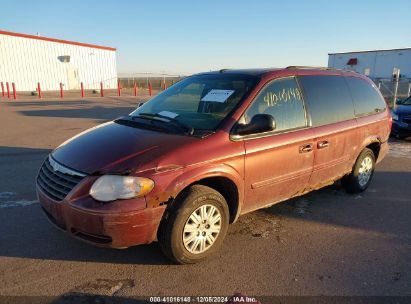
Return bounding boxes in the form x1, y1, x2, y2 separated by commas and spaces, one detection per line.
158, 111, 179, 119
201, 89, 235, 103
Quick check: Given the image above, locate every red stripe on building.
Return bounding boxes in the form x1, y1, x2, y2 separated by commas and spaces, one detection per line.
0, 30, 116, 51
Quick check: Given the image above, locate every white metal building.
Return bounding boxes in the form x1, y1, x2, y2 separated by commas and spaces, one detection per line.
0, 30, 117, 91
328, 48, 411, 79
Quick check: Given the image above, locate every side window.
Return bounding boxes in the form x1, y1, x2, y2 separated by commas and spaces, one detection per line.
298, 75, 355, 127
345, 77, 386, 117
244, 77, 307, 132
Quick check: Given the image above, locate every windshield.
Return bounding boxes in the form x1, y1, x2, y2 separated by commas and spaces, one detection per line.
130, 74, 259, 133
402, 96, 411, 105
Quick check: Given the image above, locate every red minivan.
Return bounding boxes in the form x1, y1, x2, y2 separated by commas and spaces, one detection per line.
37, 67, 391, 264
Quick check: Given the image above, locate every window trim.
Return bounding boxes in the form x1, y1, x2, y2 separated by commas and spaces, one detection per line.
230, 76, 310, 141
230, 125, 311, 141
344, 76, 387, 118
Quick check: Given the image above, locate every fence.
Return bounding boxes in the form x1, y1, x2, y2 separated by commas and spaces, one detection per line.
117, 72, 184, 90
373, 78, 411, 107
2, 73, 410, 104
0, 73, 186, 100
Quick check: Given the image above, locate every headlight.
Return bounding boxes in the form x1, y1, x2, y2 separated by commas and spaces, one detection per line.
392, 113, 398, 121
89, 175, 154, 202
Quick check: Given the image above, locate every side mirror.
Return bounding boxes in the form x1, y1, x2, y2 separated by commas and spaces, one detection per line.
234, 114, 276, 136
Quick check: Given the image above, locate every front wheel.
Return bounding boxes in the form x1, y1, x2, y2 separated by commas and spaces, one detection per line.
158, 185, 229, 264
342, 148, 376, 193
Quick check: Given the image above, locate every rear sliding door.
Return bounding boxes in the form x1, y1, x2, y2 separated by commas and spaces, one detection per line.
298, 75, 360, 187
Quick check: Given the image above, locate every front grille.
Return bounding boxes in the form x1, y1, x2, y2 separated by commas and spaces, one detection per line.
402, 114, 411, 124
37, 156, 86, 201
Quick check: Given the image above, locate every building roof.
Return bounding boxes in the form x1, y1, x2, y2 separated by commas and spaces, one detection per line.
0, 30, 116, 51
329, 47, 411, 55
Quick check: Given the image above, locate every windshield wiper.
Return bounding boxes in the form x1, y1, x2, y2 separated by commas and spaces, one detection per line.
136, 112, 195, 135
114, 116, 173, 133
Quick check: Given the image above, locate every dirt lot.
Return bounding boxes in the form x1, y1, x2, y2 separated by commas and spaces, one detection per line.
0, 97, 410, 303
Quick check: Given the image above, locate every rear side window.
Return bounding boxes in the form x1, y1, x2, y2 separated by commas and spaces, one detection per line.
244, 77, 307, 132
298, 75, 355, 127
345, 77, 386, 117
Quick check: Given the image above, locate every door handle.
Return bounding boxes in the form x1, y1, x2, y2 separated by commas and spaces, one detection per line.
317, 140, 330, 149
299, 144, 313, 153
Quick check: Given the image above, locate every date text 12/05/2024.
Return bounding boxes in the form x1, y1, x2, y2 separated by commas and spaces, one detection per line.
149, 296, 260, 303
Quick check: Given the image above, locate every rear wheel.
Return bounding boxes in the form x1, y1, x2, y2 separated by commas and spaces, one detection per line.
342, 148, 376, 193
158, 185, 229, 264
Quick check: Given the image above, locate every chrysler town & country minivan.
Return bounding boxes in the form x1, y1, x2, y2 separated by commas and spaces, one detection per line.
37, 67, 391, 264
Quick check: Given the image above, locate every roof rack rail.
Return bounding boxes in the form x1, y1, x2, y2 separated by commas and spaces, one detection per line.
285, 66, 339, 70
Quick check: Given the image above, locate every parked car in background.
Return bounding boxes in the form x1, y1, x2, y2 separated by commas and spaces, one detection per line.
37, 67, 391, 264
391, 95, 411, 139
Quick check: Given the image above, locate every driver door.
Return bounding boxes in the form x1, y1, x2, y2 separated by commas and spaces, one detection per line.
240, 77, 315, 213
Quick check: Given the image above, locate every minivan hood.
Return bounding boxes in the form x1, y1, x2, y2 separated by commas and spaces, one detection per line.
51, 121, 197, 174
395, 104, 411, 114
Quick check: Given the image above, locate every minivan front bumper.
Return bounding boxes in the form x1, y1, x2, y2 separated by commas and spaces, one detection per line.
392, 120, 411, 138
37, 186, 166, 248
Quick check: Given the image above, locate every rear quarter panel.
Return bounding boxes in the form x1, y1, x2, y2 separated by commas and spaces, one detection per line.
356, 110, 390, 164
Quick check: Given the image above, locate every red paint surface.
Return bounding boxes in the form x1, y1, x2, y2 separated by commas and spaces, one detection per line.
37, 83, 42, 99
117, 80, 121, 96
12, 82, 16, 100
148, 81, 152, 96
38, 187, 165, 248
100, 82, 104, 97
6, 82, 10, 98
80, 82, 84, 98
134, 81, 137, 96
60, 83, 64, 99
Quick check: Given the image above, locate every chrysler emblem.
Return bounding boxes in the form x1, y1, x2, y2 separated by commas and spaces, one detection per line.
48, 156, 86, 177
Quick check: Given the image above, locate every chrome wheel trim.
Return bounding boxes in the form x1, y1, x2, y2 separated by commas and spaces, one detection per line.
182, 204, 222, 254
358, 156, 373, 187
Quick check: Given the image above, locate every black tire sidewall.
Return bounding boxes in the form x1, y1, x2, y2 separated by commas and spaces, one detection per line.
166, 186, 229, 264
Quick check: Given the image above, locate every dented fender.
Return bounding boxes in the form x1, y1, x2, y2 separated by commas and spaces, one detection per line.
144, 163, 244, 219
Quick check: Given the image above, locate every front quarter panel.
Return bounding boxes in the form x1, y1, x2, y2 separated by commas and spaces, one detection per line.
143, 132, 245, 217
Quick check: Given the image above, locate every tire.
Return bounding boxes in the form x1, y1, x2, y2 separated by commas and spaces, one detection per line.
342, 148, 376, 194
158, 185, 229, 264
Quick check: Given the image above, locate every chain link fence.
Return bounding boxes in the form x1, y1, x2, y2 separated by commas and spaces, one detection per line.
117, 73, 185, 89
1, 72, 187, 100
373, 78, 411, 108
